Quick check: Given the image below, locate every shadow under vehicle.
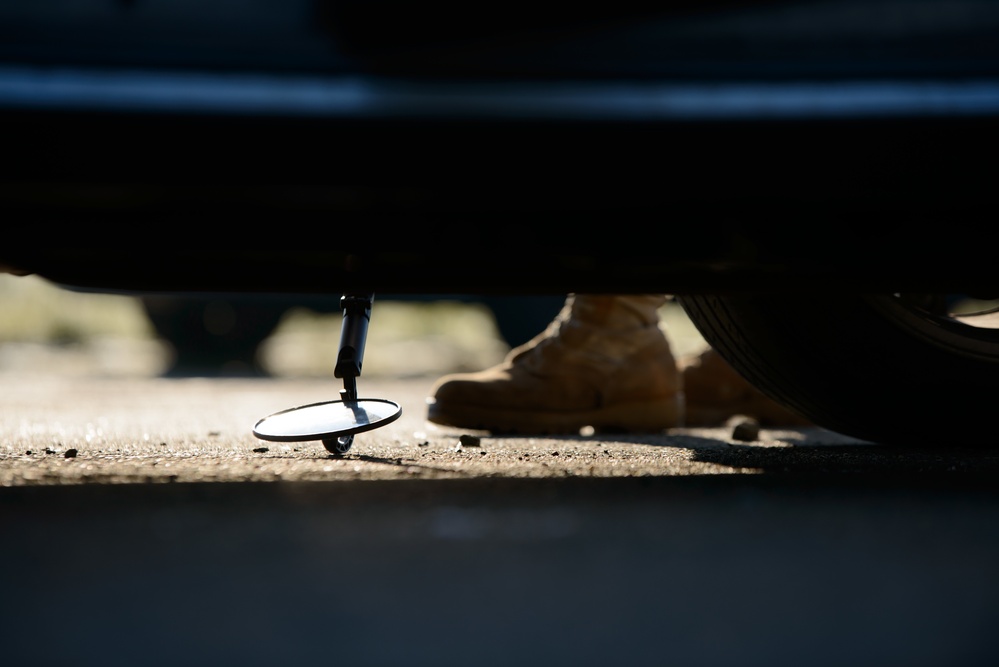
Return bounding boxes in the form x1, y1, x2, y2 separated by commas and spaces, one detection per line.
3, 0, 999, 447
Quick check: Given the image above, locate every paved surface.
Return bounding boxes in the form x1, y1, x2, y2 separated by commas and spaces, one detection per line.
0, 374, 872, 486
3, 374, 999, 666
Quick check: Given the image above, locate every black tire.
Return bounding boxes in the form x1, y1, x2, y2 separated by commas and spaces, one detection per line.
676, 293, 999, 446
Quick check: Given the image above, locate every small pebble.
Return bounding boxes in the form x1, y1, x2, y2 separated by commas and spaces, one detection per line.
253, 447, 269, 453
64, 449, 78, 458
730, 417, 761, 442
458, 434, 481, 447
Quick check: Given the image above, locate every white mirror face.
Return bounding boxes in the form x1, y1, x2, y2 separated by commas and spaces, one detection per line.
254, 399, 401, 441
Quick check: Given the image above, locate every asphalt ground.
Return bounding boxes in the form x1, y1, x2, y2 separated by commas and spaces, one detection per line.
4, 373, 999, 667
3, 279, 999, 666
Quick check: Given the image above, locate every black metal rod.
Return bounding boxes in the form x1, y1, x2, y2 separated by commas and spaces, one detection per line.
334, 293, 373, 382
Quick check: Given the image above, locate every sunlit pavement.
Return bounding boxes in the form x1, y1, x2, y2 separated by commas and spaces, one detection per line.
0, 374, 871, 486
3, 373, 999, 666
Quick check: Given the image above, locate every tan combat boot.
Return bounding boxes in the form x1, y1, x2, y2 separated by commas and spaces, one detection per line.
426, 294, 683, 434
680, 347, 812, 427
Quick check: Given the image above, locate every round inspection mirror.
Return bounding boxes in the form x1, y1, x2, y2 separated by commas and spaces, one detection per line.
253, 398, 402, 442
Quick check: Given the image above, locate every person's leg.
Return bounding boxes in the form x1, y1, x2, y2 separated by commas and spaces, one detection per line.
426, 294, 682, 434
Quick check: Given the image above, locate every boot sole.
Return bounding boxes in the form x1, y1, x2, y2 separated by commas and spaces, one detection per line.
426, 395, 684, 435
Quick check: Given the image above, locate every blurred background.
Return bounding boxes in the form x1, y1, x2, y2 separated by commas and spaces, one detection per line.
0, 273, 709, 379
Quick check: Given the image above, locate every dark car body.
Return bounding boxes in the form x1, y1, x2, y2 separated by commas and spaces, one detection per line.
3, 0, 999, 294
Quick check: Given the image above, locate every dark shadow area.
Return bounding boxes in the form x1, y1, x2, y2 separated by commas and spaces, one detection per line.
5, 467, 999, 666
690, 440, 999, 479
4, 461, 999, 512
475, 427, 999, 484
